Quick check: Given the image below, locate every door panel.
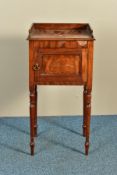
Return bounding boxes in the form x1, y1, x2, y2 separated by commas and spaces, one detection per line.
33, 48, 87, 84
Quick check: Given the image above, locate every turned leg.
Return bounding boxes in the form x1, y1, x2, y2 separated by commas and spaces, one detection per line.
30, 87, 36, 155
83, 85, 87, 137
34, 86, 38, 137
85, 88, 91, 155
84, 41, 93, 155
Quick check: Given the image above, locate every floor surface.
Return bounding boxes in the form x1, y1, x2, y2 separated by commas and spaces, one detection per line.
0, 116, 117, 175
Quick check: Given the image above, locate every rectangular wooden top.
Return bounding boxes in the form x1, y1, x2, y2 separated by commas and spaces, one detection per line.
27, 23, 95, 40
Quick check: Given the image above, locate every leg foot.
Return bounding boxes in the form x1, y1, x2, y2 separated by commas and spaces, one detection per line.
30, 142, 35, 156
85, 141, 89, 155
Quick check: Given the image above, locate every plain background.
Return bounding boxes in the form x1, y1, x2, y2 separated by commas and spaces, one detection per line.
0, 0, 117, 117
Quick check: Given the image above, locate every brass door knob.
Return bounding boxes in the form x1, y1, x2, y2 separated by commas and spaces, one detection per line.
33, 63, 40, 71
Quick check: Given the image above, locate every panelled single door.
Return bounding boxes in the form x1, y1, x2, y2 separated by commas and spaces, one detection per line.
33, 47, 87, 85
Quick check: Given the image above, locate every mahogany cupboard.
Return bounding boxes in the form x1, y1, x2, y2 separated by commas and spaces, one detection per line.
27, 23, 95, 155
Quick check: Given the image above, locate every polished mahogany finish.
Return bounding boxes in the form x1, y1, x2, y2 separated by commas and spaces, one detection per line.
28, 23, 95, 155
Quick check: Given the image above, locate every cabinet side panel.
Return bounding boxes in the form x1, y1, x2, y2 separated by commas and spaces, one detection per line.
87, 41, 94, 90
